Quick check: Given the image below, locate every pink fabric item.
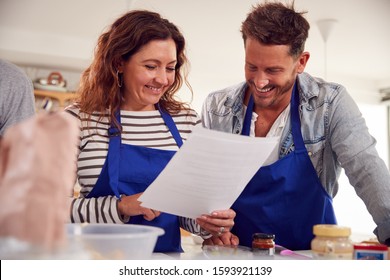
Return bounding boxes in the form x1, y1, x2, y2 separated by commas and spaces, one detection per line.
0, 112, 78, 250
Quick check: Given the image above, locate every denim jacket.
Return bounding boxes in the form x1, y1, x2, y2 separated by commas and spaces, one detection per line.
201, 72, 390, 244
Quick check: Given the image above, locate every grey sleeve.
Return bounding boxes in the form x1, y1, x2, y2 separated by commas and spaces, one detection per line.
0, 60, 36, 136
329, 87, 390, 245
200, 94, 212, 128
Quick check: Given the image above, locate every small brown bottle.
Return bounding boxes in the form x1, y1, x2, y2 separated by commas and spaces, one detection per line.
252, 233, 275, 255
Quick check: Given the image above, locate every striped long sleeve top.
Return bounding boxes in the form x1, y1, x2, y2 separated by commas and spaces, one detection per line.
65, 105, 210, 237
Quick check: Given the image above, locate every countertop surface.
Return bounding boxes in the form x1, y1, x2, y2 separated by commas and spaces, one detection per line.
151, 235, 313, 260
151, 232, 387, 260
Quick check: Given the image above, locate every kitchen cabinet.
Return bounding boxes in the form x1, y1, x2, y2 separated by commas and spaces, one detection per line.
34, 89, 77, 110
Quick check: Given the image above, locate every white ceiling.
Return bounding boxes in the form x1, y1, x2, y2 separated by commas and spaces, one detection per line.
1, 0, 389, 106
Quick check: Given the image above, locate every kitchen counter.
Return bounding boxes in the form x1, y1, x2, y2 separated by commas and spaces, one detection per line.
152, 251, 312, 260
151, 235, 312, 260
150, 232, 389, 260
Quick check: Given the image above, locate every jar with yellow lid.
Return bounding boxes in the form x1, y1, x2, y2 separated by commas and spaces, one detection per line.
311, 224, 353, 259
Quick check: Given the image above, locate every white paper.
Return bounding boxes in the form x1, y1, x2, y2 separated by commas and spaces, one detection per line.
139, 126, 278, 219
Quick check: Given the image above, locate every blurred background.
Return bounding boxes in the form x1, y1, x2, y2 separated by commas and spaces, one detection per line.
1, 0, 389, 240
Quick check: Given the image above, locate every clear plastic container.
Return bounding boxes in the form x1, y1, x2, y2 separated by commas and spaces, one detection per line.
67, 223, 164, 259
311, 224, 353, 259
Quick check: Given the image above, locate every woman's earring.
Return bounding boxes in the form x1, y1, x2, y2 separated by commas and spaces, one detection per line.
116, 70, 123, 88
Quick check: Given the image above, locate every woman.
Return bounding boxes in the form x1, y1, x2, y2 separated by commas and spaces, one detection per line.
65, 10, 237, 252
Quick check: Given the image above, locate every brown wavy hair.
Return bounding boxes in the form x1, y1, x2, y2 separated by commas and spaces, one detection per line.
241, 1, 309, 58
76, 10, 192, 127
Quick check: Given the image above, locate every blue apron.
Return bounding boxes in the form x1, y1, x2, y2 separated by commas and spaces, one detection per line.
87, 104, 183, 253
233, 82, 337, 250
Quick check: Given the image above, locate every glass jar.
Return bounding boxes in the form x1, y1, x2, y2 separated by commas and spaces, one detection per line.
252, 233, 275, 255
311, 224, 353, 259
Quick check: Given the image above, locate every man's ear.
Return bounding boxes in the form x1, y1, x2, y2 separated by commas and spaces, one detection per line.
297, 51, 310, 74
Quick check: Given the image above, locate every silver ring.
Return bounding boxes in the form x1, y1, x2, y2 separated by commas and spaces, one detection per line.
219, 226, 225, 234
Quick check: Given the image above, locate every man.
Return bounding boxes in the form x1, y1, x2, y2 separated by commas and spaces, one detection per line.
201, 2, 390, 250
0, 59, 35, 136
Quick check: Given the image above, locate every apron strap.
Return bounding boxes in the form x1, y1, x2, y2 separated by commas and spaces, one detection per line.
242, 81, 305, 150
289, 82, 306, 150
242, 94, 254, 136
156, 103, 183, 148
107, 111, 122, 199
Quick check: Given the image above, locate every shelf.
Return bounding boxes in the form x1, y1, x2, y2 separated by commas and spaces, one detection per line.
34, 89, 77, 108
